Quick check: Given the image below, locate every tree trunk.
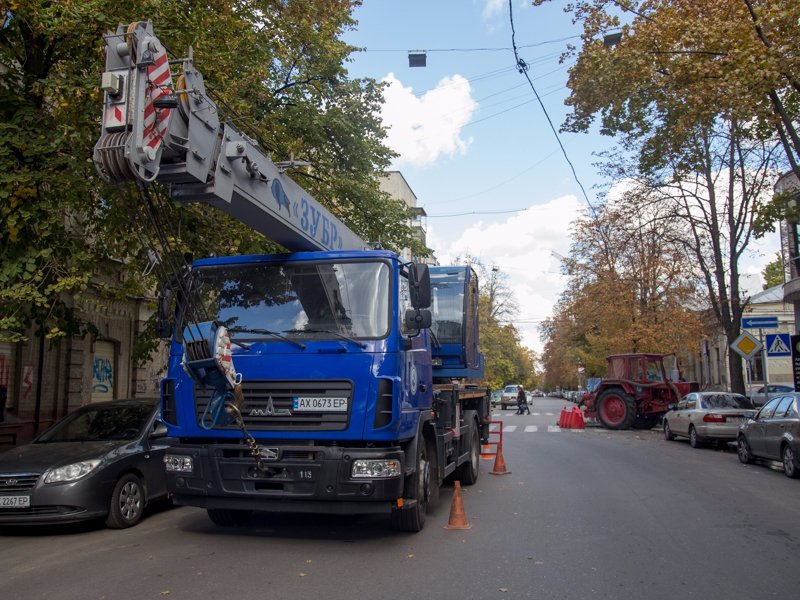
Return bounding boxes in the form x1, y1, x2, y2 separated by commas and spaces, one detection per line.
727, 329, 745, 394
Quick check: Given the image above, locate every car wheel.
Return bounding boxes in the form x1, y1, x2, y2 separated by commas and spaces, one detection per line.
663, 420, 676, 441
782, 445, 799, 479
688, 426, 703, 449
737, 436, 754, 464
105, 473, 145, 529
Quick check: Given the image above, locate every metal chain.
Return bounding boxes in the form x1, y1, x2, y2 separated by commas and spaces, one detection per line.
224, 401, 267, 472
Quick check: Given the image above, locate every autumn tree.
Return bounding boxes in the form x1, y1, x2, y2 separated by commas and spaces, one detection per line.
0, 1, 414, 347
533, 0, 790, 392
540, 188, 707, 384
533, 0, 800, 179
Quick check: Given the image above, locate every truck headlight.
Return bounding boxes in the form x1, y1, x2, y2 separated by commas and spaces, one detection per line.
352, 459, 400, 478
164, 454, 194, 473
44, 459, 102, 483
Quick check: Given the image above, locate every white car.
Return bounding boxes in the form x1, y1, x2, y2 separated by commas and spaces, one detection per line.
500, 385, 522, 410
746, 384, 794, 407
663, 392, 755, 448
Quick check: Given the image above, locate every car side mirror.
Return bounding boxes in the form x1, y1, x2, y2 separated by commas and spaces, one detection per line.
151, 421, 169, 439
668, 404, 677, 411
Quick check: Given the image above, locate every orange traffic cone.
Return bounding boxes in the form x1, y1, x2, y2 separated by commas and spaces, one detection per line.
444, 481, 472, 530
571, 407, 585, 429
480, 443, 494, 460
490, 442, 511, 475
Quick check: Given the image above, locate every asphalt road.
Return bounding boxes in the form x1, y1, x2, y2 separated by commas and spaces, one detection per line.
1, 397, 799, 600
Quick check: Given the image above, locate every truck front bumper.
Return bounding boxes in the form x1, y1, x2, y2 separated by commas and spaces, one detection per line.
165, 442, 406, 515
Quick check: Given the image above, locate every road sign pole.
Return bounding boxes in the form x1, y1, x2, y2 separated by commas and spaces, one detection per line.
760, 329, 769, 384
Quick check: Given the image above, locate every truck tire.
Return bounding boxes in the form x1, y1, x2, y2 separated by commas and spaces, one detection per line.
454, 419, 480, 485
596, 388, 636, 430
390, 434, 429, 532
207, 508, 252, 527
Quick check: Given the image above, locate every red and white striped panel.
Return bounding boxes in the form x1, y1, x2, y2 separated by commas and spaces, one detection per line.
142, 44, 173, 151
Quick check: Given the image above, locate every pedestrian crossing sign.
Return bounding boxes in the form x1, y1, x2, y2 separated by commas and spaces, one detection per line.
766, 333, 791, 357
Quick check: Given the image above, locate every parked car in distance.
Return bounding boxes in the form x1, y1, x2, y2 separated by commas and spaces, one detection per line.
746, 384, 794, 407
490, 390, 502, 407
0, 398, 172, 528
737, 393, 800, 478
663, 392, 755, 448
500, 385, 522, 410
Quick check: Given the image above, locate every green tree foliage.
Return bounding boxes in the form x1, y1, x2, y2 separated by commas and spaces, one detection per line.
0, 0, 414, 344
761, 253, 785, 289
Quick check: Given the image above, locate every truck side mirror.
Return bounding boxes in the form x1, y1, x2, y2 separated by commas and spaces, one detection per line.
409, 263, 431, 309
404, 308, 432, 331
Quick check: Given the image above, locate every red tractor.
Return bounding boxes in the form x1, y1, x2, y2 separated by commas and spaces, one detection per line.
581, 353, 698, 430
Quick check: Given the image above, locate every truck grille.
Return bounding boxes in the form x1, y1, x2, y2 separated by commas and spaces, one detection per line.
195, 379, 353, 431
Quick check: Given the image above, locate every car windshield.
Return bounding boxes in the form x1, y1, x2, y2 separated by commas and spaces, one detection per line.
183, 260, 390, 340
36, 404, 153, 442
700, 394, 753, 409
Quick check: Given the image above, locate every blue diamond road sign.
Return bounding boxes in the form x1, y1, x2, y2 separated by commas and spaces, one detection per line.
741, 316, 778, 329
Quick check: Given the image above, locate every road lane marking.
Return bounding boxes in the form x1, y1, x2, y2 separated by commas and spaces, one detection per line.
524, 425, 538, 432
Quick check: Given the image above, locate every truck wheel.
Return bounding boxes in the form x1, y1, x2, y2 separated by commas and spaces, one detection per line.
596, 389, 636, 430
454, 421, 480, 485
390, 435, 429, 532
207, 508, 252, 527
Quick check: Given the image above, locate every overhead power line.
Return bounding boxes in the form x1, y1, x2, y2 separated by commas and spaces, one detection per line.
507, 0, 599, 218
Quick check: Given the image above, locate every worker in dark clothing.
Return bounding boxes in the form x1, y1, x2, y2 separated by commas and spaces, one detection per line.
516, 387, 530, 415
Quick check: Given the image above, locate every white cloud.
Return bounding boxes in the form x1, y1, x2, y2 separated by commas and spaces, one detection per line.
481, 0, 505, 19
379, 73, 477, 168
428, 195, 584, 355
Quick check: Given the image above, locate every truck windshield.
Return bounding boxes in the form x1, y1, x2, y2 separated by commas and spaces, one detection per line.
183, 260, 391, 340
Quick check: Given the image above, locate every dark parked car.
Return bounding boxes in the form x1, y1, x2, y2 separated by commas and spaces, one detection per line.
737, 393, 800, 478
663, 392, 755, 448
0, 398, 172, 527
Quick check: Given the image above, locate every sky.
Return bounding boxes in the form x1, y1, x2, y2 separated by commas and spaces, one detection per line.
341, 0, 781, 355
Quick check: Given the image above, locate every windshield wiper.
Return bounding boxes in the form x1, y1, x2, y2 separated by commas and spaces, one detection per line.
228, 327, 306, 350
283, 328, 367, 349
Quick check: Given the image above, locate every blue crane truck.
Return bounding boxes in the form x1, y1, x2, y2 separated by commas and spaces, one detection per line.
93, 21, 490, 531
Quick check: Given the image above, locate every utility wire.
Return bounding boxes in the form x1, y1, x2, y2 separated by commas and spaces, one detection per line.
507, 0, 599, 218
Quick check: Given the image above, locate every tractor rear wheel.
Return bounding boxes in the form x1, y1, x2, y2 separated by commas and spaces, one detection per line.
596, 389, 636, 430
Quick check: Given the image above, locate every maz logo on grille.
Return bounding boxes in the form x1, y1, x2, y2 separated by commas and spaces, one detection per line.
249, 396, 291, 417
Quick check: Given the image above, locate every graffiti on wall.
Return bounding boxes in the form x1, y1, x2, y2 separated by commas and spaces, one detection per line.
92, 357, 114, 393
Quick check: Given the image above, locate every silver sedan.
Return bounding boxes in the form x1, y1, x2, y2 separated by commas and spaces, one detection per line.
664, 392, 755, 448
